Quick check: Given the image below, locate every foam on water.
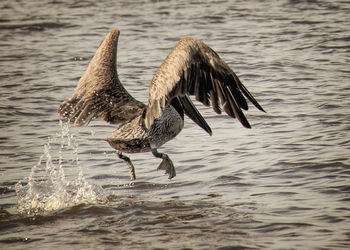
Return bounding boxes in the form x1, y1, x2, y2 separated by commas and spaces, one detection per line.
15, 121, 107, 215
1, 0, 349, 248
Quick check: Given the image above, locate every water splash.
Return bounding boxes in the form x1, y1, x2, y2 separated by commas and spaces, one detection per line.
15, 121, 107, 215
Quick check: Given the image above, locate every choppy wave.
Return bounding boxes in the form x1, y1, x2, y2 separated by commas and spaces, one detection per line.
1, 0, 349, 249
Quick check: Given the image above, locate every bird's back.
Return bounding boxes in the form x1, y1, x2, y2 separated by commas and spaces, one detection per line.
107, 104, 184, 153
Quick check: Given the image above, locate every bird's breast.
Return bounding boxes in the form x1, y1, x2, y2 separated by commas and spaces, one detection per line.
149, 105, 184, 148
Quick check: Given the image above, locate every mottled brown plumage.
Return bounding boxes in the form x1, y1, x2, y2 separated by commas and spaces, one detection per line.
145, 36, 264, 130
58, 30, 145, 126
58, 29, 265, 180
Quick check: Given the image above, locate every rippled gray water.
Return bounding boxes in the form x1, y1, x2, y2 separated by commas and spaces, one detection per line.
1, 0, 350, 249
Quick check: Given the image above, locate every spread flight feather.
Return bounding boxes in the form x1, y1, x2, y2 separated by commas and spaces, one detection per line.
58, 29, 264, 133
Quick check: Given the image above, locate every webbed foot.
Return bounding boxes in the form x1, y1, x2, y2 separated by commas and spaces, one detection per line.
152, 148, 176, 179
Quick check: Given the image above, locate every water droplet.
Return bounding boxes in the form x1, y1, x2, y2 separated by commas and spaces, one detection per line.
15, 121, 107, 215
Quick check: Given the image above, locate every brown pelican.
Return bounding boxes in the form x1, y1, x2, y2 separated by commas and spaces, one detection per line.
58, 29, 265, 180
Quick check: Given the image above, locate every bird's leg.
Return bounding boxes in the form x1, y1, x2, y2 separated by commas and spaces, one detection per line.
117, 151, 136, 181
151, 148, 176, 179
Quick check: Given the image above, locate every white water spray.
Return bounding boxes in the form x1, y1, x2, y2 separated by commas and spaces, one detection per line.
15, 121, 107, 215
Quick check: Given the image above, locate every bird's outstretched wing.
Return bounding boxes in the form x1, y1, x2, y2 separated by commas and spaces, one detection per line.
144, 37, 265, 133
58, 29, 145, 126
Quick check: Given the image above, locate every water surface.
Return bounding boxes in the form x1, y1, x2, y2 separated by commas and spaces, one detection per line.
1, 0, 350, 249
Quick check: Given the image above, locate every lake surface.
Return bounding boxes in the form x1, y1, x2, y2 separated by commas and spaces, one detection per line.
1, 0, 350, 249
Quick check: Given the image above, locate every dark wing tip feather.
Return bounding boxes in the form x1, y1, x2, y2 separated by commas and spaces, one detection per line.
146, 35, 264, 132
235, 76, 266, 113
178, 96, 212, 136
